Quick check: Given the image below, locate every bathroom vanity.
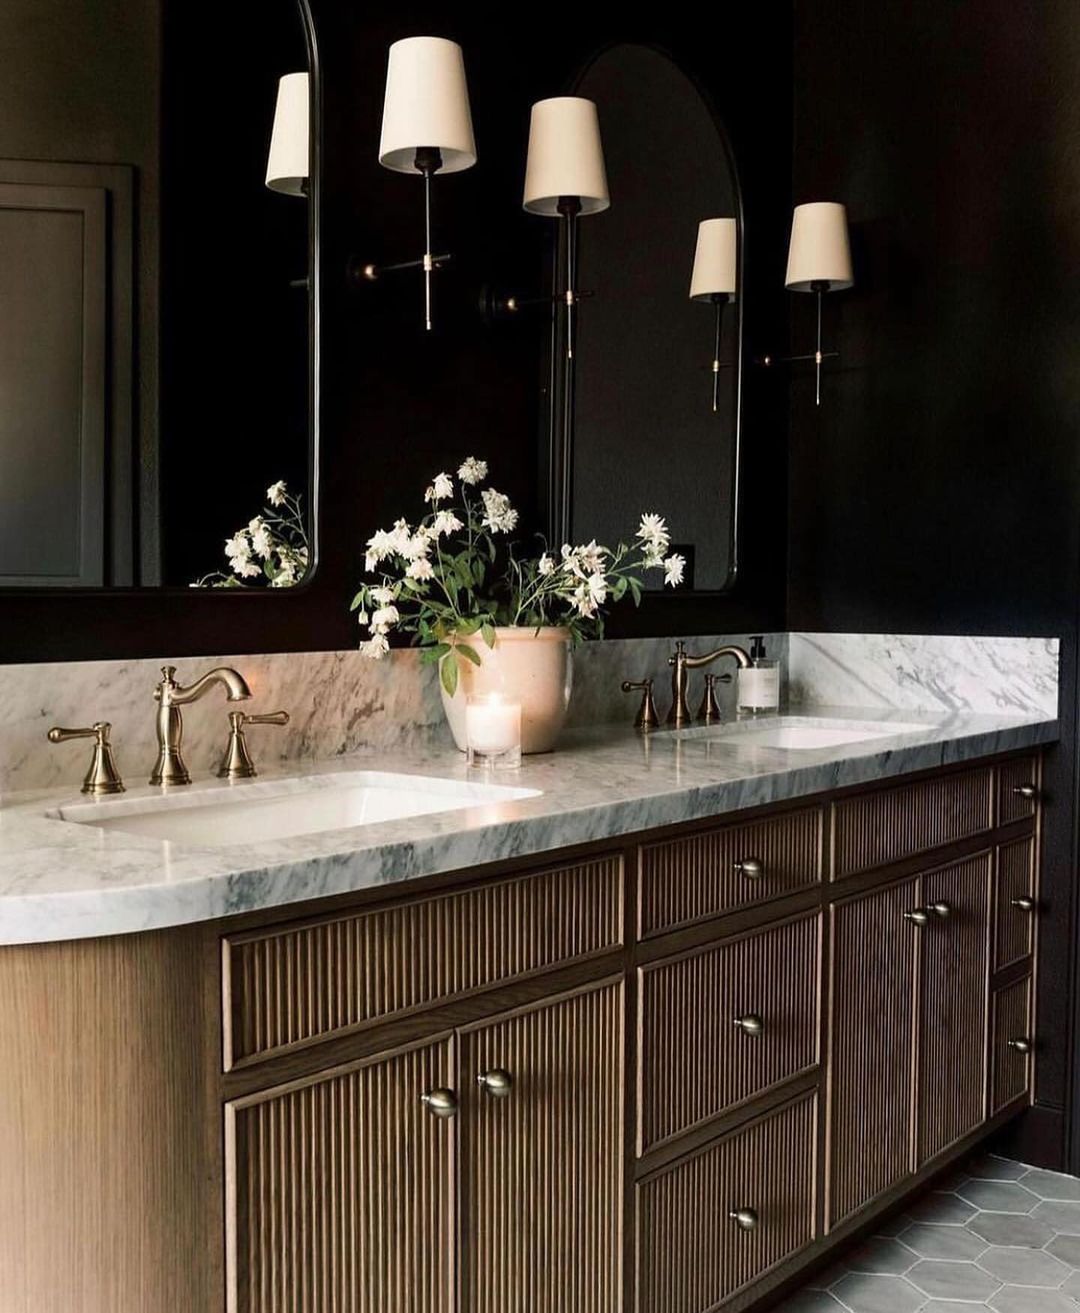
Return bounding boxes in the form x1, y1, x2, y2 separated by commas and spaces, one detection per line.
0, 708, 1051, 1313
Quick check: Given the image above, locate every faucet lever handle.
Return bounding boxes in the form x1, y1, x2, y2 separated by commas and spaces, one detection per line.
47, 722, 125, 795
621, 679, 660, 731
218, 710, 290, 779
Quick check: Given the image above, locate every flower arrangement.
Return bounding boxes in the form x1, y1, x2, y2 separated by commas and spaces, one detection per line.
351, 456, 684, 695
193, 481, 309, 588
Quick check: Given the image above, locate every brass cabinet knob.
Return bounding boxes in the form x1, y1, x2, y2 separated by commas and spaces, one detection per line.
476, 1068, 513, 1098
733, 1014, 765, 1038
1007, 1037, 1033, 1055
1012, 783, 1038, 800
928, 901, 953, 920
734, 857, 764, 880
905, 903, 951, 926
420, 1087, 459, 1118
729, 1207, 760, 1232
1011, 895, 1037, 913
904, 908, 930, 927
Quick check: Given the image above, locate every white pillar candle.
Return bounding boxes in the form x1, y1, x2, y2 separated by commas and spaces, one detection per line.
465, 695, 522, 755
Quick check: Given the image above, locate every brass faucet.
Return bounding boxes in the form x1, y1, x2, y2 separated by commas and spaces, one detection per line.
667, 641, 752, 728
151, 665, 252, 786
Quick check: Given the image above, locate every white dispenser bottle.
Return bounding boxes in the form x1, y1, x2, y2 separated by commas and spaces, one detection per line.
737, 635, 780, 718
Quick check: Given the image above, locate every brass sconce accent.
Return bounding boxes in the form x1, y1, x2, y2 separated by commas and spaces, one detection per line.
689, 218, 737, 412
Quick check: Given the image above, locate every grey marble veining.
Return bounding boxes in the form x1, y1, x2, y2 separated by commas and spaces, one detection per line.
788, 633, 1059, 718
0, 705, 1056, 945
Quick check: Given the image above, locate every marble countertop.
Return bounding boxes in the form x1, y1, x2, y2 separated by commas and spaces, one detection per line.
0, 706, 1056, 946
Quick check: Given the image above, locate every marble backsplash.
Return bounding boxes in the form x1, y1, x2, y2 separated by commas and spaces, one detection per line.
0, 630, 1056, 793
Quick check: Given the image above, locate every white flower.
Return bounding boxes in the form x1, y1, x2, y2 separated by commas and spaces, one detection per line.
355, 609, 369, 625
538, 553, 556, 576
480, 488, 518, 534
636, 513, 671, 563
371, 585, 396, 605
399, 529, 432, 562
406, 556, 434, 581
224, 532, 261, 578
586, 572, 608, 608
424, 472, 454, 503
387, 519, 413, 555
266, 480, 287, 507
578, 539, 607, 576
457, 456, 488, 485
642, 545, 665, 569
663, 553, 686, 588
371, 605, 400, 633
365, 528, 395, 570
360, 633, 390, 659
432, 509, 464, 537
248, 518, 273, 559
572, 581, 598, 618
271, 559, 297, 587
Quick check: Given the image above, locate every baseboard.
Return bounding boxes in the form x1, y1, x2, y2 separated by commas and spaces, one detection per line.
990, 1102, 1065, 1170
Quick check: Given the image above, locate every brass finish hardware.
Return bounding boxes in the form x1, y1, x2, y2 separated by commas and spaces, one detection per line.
1011, 895, 1037, 913
729, 1207, 760, 1232
733, 1013, 764, 1038
1006, 1037, 1033, 1055
218, 710, 290, 780
904, 901, 952, 926
734, 856, 765, 881
929, 900, 952, 919
667, 640, 752, 727
1012, 783, 1038, 800
475, 1068, 513, 1098
150, 665, 252, 786
420, 1087, 459, 1118
904, 908, 930, 927
696, 673, 724, 724
47, 722, 125, 795
621, 679, 660, 731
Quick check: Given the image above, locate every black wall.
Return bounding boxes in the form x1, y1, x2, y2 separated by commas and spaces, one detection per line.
789, 0, 1080, 1169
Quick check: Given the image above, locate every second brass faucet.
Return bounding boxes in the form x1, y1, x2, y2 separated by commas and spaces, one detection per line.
151, 665, 252, 786
667, 641, 752, 728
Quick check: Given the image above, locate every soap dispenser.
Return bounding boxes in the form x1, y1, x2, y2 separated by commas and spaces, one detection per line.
736, 635, 780, 718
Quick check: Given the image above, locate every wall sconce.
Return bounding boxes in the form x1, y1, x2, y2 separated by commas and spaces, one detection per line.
265, 72, 310, 196
373, 36, 477, 331
689, 217, 737, 412
783, 201, 853, 406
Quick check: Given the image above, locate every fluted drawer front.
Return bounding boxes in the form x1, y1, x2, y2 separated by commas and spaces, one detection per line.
638, 913, 821, 1154
992, 975, 1034, 1115
997, 757, 1040, 825
638, 807, 823, 938
832, 768, 993, 880
636, 1092, 817, 1313
994, 837, 1037, 972
226, 1039, 455, 1313
223, 854, 623, 1068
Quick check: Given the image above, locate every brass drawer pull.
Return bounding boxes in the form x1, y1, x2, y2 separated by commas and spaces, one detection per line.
734, 857, 764, 880
929, 900, 952, 920
729, 1207, 760, 1232
1007, 1037, 1033, 1056
1011, 895, 1037, 913
420, 1087, 459, 1118
476, 1068, 513, 1098
1012, 784, 1038, 800
733, 1014, 765, 1038
904, 902, 952, 927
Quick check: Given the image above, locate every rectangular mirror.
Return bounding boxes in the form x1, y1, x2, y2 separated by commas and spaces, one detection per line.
0, 0, 317, 590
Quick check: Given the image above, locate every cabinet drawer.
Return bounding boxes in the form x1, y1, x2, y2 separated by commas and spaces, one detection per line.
637, 914, 821, 1154
832, 767, 993, 879
991, 975, 1034, 1115
638, 807, 823, 938
636, 1092, 817, 1313
222, 854, 623, 1069
994, 837, 1037, 972
997, 756, 1040, 825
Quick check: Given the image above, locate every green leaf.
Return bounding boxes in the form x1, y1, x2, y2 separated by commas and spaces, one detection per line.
456, 616, 481, 636
420, 643, 451, 665
440, 653, 459, 697
456, 643, 482, 667
628, 576, 643, 606
612, 577, 628, 601
349, 590, 367, 612
481, 622, 496, 648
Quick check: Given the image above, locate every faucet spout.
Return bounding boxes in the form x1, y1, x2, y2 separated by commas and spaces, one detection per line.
165, 666, 252, 707
151, 665, 252, 786
666, 642, 752, 728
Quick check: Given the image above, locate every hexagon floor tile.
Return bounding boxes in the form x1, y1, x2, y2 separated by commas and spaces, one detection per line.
776, 1154, 1080, 1312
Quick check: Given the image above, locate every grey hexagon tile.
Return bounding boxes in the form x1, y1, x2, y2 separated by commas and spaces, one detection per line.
906, 1191, 977, 1225
955, 1180, 1039, 1213
776, 1292, 846, 1312
1022, 1167, 1080, 1201
921, 1304, 992, 1313
965, 1155, 1030, 1181
989, 1290, 1080, 1313
1032, 1199, 1080, 1234
899, 1221, 987, 1260
968, 1211, 1054, 1247
1062, 1270, 1080, 1297
832, 1272, 924, 1313
977, 1244, 1070, 1286
845, 1237, 917, 1275
907, 1259, 1002, 1300
1048, 1233, 1080, 1266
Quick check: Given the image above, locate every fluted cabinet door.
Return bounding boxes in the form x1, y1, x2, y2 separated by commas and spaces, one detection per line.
225, 1038, 456, 1313
459, 980, 625, 1313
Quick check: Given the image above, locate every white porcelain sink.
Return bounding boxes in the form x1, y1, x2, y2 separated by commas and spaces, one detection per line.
51, 770, 542, 847
673, 717, 929, 751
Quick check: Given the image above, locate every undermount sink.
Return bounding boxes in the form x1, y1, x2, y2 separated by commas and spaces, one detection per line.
50, 770, 542, 847
672, 716, 929, 750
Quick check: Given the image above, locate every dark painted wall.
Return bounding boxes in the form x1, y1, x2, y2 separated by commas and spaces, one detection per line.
789, 0, 1080, 1168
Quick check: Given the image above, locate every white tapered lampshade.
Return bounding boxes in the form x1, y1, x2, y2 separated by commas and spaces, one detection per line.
265, 72, 309, 195
785, 201, 853, 290
378, 36, 476, 173
523, 97, 609, 216
689, 218, 737, 301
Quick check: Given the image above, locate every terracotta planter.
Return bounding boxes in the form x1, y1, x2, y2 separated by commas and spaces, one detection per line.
440, 626, 573, 754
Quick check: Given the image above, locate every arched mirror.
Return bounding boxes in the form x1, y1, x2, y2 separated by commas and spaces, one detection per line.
553, 43, 742, 592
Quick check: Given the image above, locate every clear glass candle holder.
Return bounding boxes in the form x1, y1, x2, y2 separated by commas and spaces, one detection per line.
465, 694, 522, 770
